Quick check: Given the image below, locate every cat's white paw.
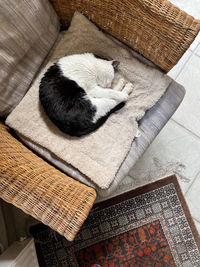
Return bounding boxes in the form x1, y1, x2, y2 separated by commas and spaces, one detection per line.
112, 91, 128, 101
122, 82, 133, 95
119, 78, 127, 86
120, 92, 129, 102
115, 78, 126, 91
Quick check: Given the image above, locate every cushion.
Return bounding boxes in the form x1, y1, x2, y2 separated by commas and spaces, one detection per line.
18, 80, 185, 198
6, 12, 172, 191
0, 0, 60, 118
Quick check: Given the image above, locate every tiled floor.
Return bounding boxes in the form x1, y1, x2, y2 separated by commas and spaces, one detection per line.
119, 0, 200, 234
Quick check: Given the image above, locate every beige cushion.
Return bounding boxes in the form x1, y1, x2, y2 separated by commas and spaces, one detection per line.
6, 12, 171, 191
0, 0, 60, 118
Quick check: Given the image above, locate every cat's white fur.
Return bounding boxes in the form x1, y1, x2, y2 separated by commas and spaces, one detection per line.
58, 53, 133, 122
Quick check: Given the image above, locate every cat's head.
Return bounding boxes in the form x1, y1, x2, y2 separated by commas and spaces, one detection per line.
95, 58, 120, 88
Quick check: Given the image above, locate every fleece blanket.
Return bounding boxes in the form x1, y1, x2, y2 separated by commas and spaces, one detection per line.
6, 12, 172, 189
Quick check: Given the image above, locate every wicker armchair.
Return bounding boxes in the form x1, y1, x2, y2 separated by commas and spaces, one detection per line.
0, 0, 200, 242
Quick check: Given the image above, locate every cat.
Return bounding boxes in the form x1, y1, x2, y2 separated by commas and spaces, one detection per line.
39, 53, 133, 137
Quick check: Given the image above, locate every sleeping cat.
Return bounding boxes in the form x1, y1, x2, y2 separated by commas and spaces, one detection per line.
39, 53, 133, 137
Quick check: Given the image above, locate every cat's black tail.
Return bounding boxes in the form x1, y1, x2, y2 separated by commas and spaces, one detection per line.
70, 102, 125, 137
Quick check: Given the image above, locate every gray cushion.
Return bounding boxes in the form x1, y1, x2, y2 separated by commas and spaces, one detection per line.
0, 0, 59, 118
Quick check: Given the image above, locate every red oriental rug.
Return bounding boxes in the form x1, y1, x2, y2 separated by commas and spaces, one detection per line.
30, 175, 200, 267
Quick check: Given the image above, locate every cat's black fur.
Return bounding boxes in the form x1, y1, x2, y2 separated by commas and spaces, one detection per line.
39, 63, 124, 137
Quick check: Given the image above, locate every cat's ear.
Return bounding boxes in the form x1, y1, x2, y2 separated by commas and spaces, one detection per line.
112, 60, 120, 70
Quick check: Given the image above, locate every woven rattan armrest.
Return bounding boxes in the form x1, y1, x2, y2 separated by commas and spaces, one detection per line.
0, 123, 96, 241
50, 0, 200, 72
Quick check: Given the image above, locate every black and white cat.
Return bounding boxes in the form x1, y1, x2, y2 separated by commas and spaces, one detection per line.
39, 53, 133, 137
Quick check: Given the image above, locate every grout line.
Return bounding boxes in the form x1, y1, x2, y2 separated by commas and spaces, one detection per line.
185, 169, 200, 196
193, 43, 200, 57
167, 119, 200, 196
193, 217, 200, 224
192, 217, 200, 234
171, 119, 200, 140
189, 44, 200, 56
174, 50, 193, 80
174, 42, 200, 81
192, 39, 200, 51
170, 120, 200, 196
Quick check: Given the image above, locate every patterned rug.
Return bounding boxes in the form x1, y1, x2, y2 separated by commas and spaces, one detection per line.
30, 175, 200, 267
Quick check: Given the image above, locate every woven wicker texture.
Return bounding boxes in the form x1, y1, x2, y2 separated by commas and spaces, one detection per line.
50, 0, 200, 72
0, 123, 96, 241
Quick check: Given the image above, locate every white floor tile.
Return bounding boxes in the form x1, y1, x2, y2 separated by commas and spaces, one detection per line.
185, 174, 200, 221
190, 32, 200, 52
169, 0, 200, 19
126, 120, 200, 194
172, 54, 200, 137
168, 50, 192, 79
193, 218, 200, 235
195, 44, 200, 57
